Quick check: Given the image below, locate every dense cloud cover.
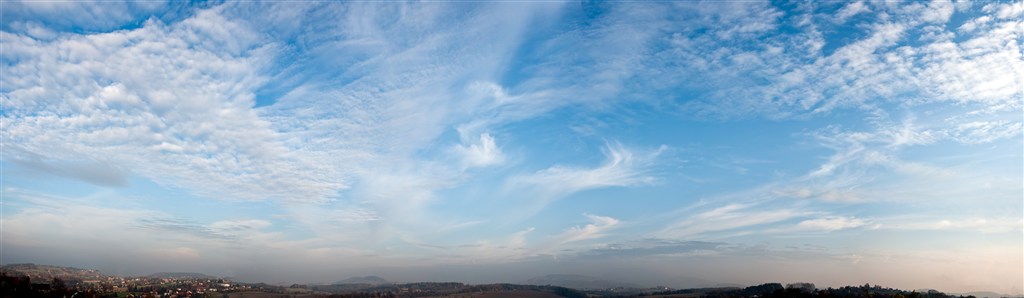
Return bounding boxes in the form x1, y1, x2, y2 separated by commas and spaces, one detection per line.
1, 1, 1021, 294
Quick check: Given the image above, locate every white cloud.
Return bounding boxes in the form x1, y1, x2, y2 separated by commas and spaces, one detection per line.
834, 1, 869, 23
672, 2, 1021, 121
948, 120, 1024, 144
957, 15, 991, 33
411, 214, 621, 263
988, 2, 1024, 19
531, 214, 620, 255
210, 219, 272, 232
836, 254, 864, 265
556, 214, 620, 245
795, 216, 867, 232
507, 143, 665, 204
3, 1, 172, 34
917, 0, 955, 24
1, 8, 344, 203
881, 217, 1024, 234
774, 186, 869, 203
773, 103, 1019, 206
885, 117, 939, 148
417, 226, 539, 264
508, 227, 536, 249
2, 2, 582, 211
332, 208, 384, 223
658, 203, 805, 239
454, 133, 505, 168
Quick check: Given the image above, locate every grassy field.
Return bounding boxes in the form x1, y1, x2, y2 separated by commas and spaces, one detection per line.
428, 290, 565, 298
222, 289, 564, 298
225, 291, 323, 298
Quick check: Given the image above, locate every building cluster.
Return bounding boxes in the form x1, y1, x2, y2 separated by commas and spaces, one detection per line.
0, 264, 250, 298
113, 277, 245, 297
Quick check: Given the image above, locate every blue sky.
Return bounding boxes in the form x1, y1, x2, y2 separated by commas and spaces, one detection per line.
1, 0, 1022, 294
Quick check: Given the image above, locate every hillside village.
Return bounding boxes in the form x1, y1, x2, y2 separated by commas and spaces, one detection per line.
2, 263, 1018, 298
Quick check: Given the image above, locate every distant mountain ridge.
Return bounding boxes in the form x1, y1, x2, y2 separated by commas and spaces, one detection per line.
1, 264, 222, 282
523, 274, 641, 290
336, 275, 390, 285
147, 272, 218, 279
1, 263, 109, 281
3, 263, 1021, 297
953, 291, 1023, 298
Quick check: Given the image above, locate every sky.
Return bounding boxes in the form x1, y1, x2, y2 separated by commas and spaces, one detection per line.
1, 0, 1022, 294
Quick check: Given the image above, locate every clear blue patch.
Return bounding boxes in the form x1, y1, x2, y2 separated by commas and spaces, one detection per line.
818, 7, 877, 57
0, 1, 210, 35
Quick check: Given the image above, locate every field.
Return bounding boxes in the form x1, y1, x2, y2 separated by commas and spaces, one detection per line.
226, 291, 322, 298
430, 290, 565, 298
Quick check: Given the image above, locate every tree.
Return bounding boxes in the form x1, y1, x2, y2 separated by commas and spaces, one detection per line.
50, 277, 66, 291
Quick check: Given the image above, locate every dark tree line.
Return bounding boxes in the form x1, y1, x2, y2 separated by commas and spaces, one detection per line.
1, 272, 106, 298
647, 283, 981, 298
317, 282, 586, 298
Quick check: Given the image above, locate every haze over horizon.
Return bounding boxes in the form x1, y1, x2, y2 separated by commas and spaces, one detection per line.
1, 0, 1021, 295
